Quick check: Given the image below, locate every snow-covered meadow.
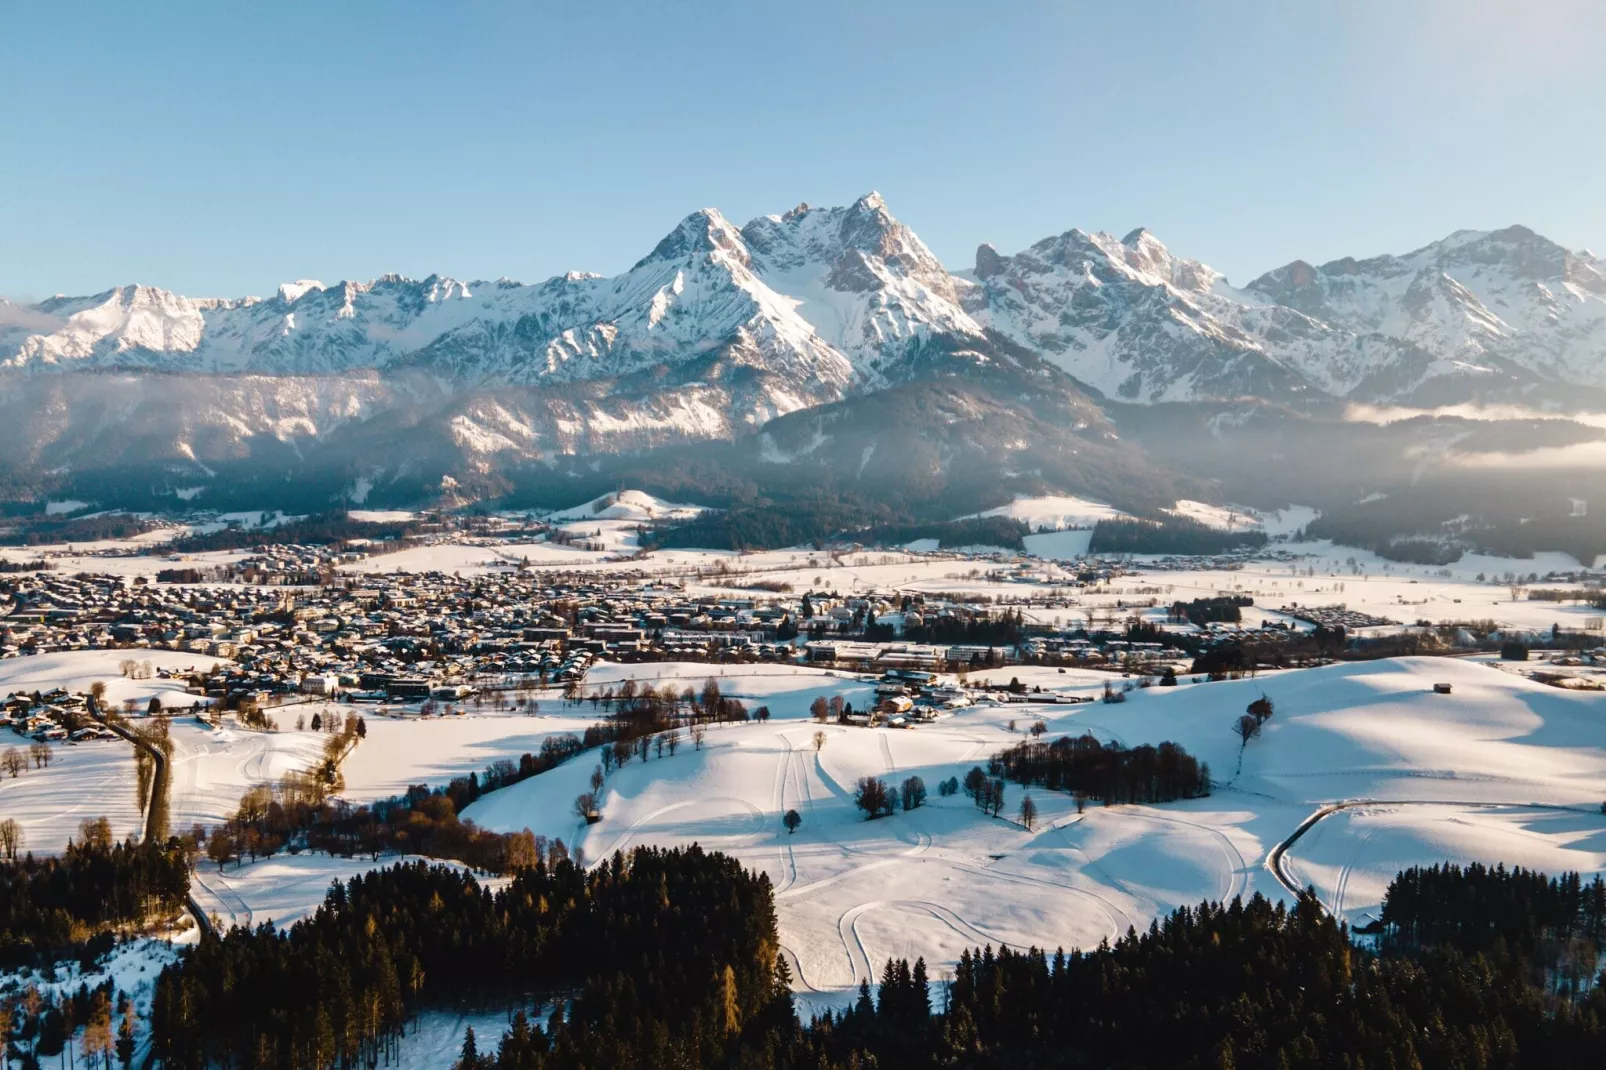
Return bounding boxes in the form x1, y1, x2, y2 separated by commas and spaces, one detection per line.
456, 656, 1606, 1014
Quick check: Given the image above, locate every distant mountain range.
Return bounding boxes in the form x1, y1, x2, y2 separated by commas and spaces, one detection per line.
2, 194, 1604, 520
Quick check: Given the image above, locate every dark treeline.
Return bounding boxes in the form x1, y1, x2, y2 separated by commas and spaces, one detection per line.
990, 733, 1210, 803
0, 835, 191, 967
150, 847, 786, 1070
0, 556, 51, 572
1383, 862, 1606, 964
650, 498, 1031, 553
650, 497, 880, 551
1089, 515, 1268, 556
856, 516, 1029, 552
163, 510, 426, 554
151, 858, 1606, 1068
819, 889, 1606, 1069
1306, 488, 1606, 567
1170, 594, 1252, 626
0, 512, 155, 546
901, 607, 1025, 647
1188, 626, 1350, 676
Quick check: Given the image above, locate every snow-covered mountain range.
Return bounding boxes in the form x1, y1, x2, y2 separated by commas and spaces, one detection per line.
1, 194, 971, 402
4, 195, 1605, 512
8, 197, 1603, 411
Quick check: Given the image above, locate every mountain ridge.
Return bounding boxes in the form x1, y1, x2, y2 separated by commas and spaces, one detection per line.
3, 196, 1605, 516
8, 200, 1601, 411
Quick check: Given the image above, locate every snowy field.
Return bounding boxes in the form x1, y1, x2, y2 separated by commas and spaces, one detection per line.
165, 717, 330, 829
1281, 802, 1606, 927
338, 708, 604, 801
461, 655, 1606, 1015
188, 852, 502, 931
0, 650, 229, 853
0, 648, 226, 710
0, 737, 144, 853
168, 704, 621, 826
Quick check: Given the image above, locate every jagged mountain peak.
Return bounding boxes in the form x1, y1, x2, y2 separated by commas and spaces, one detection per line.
633, 207, 750, 270
853, 190, 887, 212
278, 279, 325, 303
974, 242, 1004, 280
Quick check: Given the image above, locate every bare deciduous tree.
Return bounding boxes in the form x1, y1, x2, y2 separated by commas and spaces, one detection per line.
854, 776, 894, 819
0, 817, 22, 859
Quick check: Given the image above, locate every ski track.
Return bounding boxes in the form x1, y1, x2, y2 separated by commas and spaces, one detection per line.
778, 944, 822, 994
1121, 808, 1249, 903
1333, 823, 1384, 917
776, 857, 902, 902
945, 857, 1133, 934
843, 897, 1083, 983
838, 902, 877, 985
594, 796, 765, 862
771, 732, 799, 895
192, 869, 254, 931
1269, 800, 1600, 911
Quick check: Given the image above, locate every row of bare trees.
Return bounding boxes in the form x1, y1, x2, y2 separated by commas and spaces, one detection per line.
2, 741, 53, 778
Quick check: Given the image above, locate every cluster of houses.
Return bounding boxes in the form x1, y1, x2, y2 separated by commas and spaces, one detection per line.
0, 544, 1318, 716
1, 688, 116, 743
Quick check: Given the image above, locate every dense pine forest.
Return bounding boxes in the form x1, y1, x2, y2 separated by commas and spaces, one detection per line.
1089, 515, 1268, 556
150, 847, 784, 1069
128, 849, 1606, 1069
1382, 862, 1606, 967
0, 832, 190, 968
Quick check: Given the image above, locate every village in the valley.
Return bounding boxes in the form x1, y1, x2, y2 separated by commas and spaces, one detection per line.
4, 492, 1605, 1063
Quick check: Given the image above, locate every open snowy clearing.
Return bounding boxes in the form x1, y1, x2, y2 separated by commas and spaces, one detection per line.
0, 738, 144, 853
337, 539, 610, 575
463, 655, 1606, 1013
962, 494, 1128, 530
189, 852, 503, 932
1281, 802, 1606, 927
0, 648, 226, 710
165, 717, 331, 829
337, 708, 605, 801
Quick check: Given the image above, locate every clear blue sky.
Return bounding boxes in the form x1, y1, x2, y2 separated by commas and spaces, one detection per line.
3, 1, 1601, 298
